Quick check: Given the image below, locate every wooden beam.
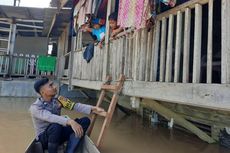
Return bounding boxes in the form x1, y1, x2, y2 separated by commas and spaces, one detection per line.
221, 0, 230, 84
122, 81, 230, 111
142, 99, 215, 143
63, 78, 230, 111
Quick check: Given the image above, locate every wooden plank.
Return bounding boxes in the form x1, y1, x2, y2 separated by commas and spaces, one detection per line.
124, 37, 129, 77
145, 29, 153, 81
165, 14, 174, 82
142, 99, 215, 143
132, 32, 136, 80
221, 0, 230, 84
207, 0, 213, 84
116, 39, 120, 79
192, 4, 202, 83
139, 29, 147, 81
133, 30, 141, 81
174, 11, 182, 83
160, 18, 167, 82
119, 38, 125, 78
122, 81, 230, 111
128, 33, 134, 78
111, 41, 115, 79
150, 21, 160, 82
182, 8, 191, 83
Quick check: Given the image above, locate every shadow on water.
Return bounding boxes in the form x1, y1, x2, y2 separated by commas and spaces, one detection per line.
0, 97, 229, 153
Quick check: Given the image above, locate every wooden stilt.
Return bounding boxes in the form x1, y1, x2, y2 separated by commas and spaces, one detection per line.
87, 74, 125, 148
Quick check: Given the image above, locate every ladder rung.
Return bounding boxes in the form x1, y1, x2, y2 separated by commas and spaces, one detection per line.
94, 111, 107, 117
101, 84, 118, 91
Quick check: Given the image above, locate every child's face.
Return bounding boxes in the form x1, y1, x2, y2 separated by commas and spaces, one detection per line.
109, 19, 117, 30
93, 23, 101, 29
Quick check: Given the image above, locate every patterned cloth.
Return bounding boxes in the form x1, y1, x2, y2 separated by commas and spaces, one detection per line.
117, 0, 151, 29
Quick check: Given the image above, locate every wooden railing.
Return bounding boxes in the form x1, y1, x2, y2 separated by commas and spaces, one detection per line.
67, 0, 223, 84
0, 54, 56, 77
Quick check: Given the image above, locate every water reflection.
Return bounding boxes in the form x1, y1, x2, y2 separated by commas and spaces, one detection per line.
0, 98, 229, 153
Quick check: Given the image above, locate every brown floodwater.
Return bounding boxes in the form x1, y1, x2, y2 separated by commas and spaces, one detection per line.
0, 97, 229, 153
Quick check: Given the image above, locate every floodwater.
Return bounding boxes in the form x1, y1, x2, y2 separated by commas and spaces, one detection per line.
0, 97, 229, 153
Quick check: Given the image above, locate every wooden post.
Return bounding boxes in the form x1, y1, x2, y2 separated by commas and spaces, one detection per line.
182, 8, 191, 83
174, 11, 182, 83
145, 29, 153, 81
142, 99, 215, 143
165, 14, 174, 82
192, 4, 202, 83
133, 30, 141, 81
221, 0, 230, 84
160, 18, 167, 82
150, 21, 160, 82
139, 29, 147, 81
206, 0, 213, 84
8, 21, 16, 77
102, 0, 112, 81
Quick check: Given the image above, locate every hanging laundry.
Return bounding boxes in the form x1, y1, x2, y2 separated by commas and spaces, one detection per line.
73, 0, 93, 28
117, 0, 152, 29
160, 0, 176, 7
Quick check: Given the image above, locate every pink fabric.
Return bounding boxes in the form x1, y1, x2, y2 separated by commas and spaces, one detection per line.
118, 0, 149, 29
134, 0, 144, 29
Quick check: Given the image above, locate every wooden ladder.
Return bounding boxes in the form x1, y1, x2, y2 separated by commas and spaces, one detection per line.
87, 74, 125, 148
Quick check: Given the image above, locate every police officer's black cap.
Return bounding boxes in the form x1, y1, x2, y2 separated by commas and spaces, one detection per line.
34, 78, 49, 94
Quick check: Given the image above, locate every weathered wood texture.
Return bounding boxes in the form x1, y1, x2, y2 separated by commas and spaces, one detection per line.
192, 4, 202, 83
221, 0, 230, 83
123, 81, 230, 111
142, 99, 215, 143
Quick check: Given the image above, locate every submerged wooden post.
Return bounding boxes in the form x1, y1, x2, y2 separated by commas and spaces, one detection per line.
142, 99, 215, 143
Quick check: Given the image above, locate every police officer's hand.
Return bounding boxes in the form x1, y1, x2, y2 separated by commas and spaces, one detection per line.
67, 119, 83, 137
